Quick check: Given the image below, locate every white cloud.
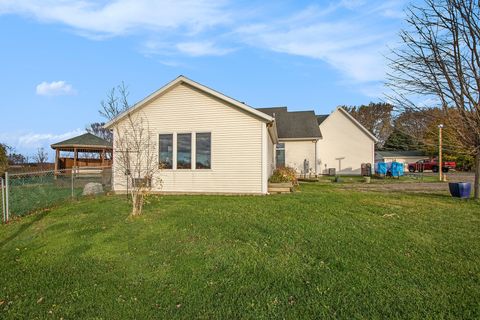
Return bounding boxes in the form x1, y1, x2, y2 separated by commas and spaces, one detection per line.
0, 129, 85, 157
0, 0, 229, 37
176, 41, 234, 57
236, 4, 402, 84
2, 0, 409, 96
36, 81, 76, 96
15, 129, 84, 147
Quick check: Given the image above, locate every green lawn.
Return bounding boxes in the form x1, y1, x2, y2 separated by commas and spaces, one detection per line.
1, 184, 479, 319
7, 174, 105, 217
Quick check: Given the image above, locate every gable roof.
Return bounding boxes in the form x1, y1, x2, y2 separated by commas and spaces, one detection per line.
257, 107, 322, 140
327, 107, 378, 142
105, 76, 273, 129
51, 133, 112, 149
376, 150, 427, 158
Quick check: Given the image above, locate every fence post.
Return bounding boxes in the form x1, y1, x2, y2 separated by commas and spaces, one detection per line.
1, 177, 5, 223
5, 172, 9, 223
71, 166, 75, 199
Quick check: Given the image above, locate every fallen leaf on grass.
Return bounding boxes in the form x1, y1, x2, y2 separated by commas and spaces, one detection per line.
382, 213, 397, 218
37, 297, 44, 304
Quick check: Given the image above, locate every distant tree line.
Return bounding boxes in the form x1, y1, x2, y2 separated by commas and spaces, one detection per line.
344, 103, 474, 171
0, 144, 51, 175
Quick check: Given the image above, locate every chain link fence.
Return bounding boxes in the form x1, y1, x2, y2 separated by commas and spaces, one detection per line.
1, 166, 111, 223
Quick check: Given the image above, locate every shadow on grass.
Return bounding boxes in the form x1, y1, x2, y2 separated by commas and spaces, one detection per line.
0, 210, 49, 249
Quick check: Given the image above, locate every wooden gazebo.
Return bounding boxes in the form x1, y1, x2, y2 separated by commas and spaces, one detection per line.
51, 133, 113, 173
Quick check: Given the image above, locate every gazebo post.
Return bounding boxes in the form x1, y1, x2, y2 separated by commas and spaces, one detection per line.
74, 147, 78, 173
54, 148, 59, 178
101, 148, 105, 167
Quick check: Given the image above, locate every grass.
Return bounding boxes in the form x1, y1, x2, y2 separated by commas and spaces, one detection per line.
1, 184, 479, 319
7, 174, 104, 216
316, 174, 441, 184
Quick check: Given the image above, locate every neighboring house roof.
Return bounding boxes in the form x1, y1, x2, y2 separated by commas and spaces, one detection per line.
256, 107, 288, 117
105, 75, 274, 129
316, 115, 329, 125
257, 107, 322, 140
51, 133, 112, 149
376, 150, 427, 158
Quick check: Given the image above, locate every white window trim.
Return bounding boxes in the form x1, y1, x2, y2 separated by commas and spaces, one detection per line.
158, 131, 212, 171
195, 132, 212, 170
158, 133, 174, 170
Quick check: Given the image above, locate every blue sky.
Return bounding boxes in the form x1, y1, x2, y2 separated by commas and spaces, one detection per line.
0, 0, 409, 158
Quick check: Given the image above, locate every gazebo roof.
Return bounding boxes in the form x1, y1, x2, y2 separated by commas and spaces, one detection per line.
51, 133, 112, 150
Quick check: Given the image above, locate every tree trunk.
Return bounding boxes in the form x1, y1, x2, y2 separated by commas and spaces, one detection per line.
474, 152, 480, 200
131, 192, 144, 216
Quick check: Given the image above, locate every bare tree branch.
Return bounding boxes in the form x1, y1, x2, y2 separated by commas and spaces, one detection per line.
386, 0, 480, 199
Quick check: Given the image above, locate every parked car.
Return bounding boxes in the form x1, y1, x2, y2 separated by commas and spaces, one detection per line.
408, 159, 456, 173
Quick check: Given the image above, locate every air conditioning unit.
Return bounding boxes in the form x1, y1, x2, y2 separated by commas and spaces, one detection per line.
328, 168, 336, 176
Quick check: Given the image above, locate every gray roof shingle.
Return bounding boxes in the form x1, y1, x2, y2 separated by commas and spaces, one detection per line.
51, 133, 112, 149
376, 150, 427, 158
257, 107, 322, 139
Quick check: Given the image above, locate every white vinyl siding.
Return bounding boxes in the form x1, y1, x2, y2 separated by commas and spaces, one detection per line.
112, 83, 266, 194
283, 140, 317, 174
316, 109, 375, 175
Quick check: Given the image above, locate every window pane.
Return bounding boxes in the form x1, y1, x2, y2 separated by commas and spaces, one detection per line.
159, 134, 173, 169
196, 133, 211, 169
276, 143, 285, 168
177, 133, 192, 169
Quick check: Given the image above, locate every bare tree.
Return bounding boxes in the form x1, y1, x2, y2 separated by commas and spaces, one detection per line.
386, 0, 480, 199
86, 122, 113, 142
101, 84, 161, 216
34, 147, 49, 168
99, 82, 130, 120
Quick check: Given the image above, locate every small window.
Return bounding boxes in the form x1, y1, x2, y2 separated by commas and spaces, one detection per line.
276, 143, 285, 168
159, 134, 173, 169
196, 133, 211, 169
133, 177, 151, 188
177, 133, 192, 169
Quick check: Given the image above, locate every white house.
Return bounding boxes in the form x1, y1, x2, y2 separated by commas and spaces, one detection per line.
316, 108, 377, 175
105, 76, 278, 195
106, 76, 377, 194
259, 106, 377, 175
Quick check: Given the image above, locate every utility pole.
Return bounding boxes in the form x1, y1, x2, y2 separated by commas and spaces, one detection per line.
438, 124, 444, 181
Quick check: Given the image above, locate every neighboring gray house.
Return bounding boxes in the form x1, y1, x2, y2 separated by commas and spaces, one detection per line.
375, 150, 429, 166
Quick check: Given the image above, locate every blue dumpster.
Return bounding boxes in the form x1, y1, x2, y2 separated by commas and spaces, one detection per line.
449, 182, 471, 199
390, 162, 404, 177
376, 162, 387, 175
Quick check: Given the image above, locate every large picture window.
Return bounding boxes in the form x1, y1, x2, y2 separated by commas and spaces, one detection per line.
196, 133, 211, 169
159, 134, 173, 169
276, 143, 285, 168
177, 133, 192, 169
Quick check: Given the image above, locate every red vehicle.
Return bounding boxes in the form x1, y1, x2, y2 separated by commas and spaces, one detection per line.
408, 158, 456, 173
